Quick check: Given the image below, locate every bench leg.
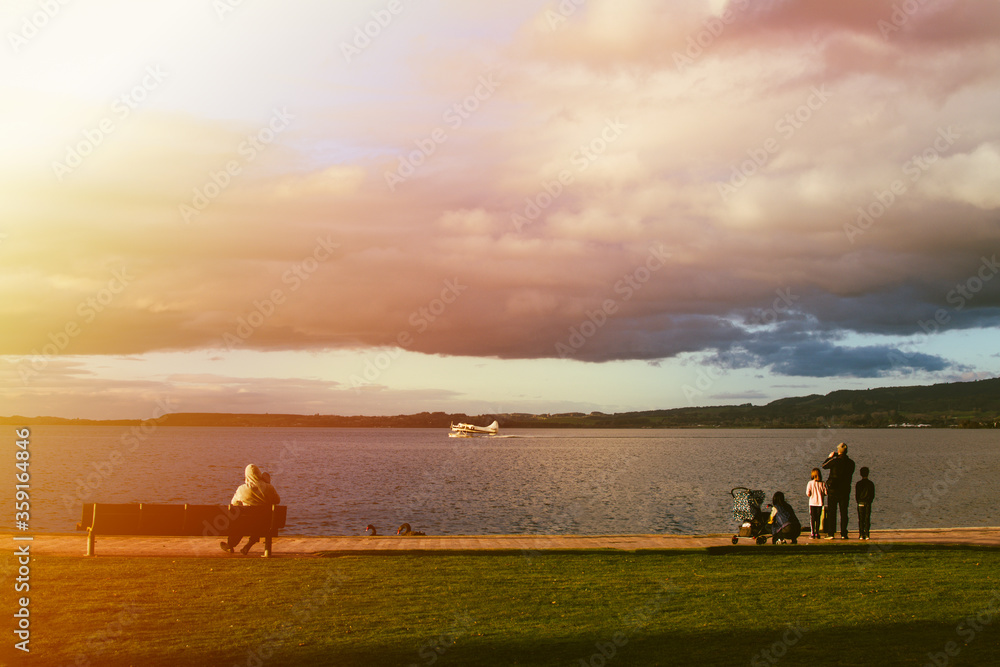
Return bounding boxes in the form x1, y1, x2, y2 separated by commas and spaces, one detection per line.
264, 536, 272, 558
86, 530, 95, 557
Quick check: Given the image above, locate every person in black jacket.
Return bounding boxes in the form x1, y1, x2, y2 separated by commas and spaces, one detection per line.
821, 442, 856, 539
855, 467, 875, 540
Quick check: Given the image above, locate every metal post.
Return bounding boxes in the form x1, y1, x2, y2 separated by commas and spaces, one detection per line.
86, 503, 98, 556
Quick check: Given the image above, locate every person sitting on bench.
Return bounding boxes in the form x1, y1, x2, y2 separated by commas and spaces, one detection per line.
221, 464, 280, 555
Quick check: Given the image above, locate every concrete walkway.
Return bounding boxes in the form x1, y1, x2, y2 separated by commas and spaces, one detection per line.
4, 527, 1000, 558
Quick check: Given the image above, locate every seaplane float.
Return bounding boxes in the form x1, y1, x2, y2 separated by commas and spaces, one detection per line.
448, 420, 499, 438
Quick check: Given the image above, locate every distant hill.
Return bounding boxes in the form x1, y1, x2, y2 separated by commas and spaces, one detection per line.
2, 377, 998, 429
600, 376, 1000, 429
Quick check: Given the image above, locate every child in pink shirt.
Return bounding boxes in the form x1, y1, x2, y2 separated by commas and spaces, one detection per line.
806, 468, 827, 539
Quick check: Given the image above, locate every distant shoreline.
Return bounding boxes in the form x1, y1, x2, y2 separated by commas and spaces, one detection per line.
0, 417, 992, 430
3, 376, 998, 429
0, 418, 970, 429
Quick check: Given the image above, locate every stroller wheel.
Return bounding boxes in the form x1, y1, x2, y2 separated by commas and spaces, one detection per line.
756, 536, 768, 545
731, 536, 738, 545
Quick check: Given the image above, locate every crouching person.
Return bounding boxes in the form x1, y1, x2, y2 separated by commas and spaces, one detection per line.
769, 491, 802, 544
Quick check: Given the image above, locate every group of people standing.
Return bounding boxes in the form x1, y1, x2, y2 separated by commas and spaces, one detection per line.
807, 442, 875, 540
769, 442, 876, 543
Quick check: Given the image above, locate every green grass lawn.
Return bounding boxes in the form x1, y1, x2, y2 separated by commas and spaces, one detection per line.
13, 545, 1000, 666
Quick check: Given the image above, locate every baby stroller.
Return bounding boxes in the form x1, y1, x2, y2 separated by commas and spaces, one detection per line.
730, 487, 770, 545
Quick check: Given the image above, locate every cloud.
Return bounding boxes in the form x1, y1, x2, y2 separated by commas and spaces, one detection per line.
0, 359, 466, 419
711, 390, 767, 400
2, 0, 999, 383
716, 338, 955, 378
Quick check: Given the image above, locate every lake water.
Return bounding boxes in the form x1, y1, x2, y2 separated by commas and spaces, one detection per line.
4, 426, 997, 536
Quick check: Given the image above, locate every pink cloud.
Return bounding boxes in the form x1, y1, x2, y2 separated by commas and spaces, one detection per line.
3, 0, 999, 374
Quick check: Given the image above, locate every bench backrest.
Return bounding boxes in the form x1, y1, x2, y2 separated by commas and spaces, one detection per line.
77, 503, 287, 537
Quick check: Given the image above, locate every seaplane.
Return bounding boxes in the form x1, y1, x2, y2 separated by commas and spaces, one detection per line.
448, 420, 499, 438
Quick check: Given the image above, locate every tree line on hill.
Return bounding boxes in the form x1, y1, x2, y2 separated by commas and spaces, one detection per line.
2, 377, 998, 429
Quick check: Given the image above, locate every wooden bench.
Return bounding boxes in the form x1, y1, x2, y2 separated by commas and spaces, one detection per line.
75, 503, 287, 557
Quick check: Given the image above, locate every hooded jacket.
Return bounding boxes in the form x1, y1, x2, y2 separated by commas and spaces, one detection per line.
231, 464, 281, 506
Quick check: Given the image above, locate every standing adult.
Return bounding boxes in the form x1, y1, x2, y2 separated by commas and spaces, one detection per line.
220, 463, 280, 555
821, 442, 855, 539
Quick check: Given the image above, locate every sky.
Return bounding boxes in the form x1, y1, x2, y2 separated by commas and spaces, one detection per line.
1, 0, 999, 420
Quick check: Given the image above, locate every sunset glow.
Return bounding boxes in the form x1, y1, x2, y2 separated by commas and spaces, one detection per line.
2, 0, 999, 419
